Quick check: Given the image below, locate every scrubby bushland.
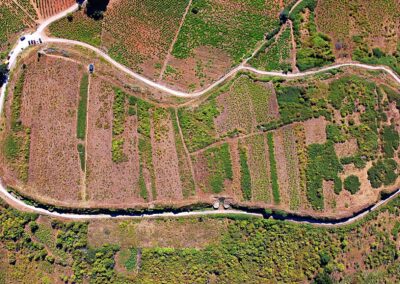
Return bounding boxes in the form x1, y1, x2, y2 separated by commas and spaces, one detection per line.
344, 175, 361, 195
86, 0, 110, 20
0, 63, 8, 87
367, 159, 398, 189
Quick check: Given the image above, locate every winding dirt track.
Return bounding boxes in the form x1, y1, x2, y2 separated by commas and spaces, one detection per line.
1, 1, 400, 225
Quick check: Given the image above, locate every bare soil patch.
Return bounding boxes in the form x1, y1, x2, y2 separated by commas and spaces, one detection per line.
273, 129, 290, 209
303, 117, 328, 145
88, 218, 228, 249
20, 56, 82, 204
162, 46, 232, 92
36, 0, 76, 19
85, 77, 142, 207
334, 139, 358, 158
150, 110, 183, 201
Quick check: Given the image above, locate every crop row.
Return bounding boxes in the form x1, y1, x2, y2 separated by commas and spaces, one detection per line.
267, 133, 280, 204
282, 126, 301, 210
250, 24, 292, 72
170, 109, 195, 198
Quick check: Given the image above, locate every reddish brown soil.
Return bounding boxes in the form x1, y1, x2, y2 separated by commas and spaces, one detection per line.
273, 129, 290, 208
303, 117, 328, 145
85, 77, 142, 207
150, 111, 183, 201
88, 218, 228, 249
36, 0, 76, 19
162, 46, 232, 92
334, 139, 358, 158
22, 56, 82, 204
385, 102, 400, 132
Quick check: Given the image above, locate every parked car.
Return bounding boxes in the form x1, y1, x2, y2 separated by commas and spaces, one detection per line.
20, 36, 26, 41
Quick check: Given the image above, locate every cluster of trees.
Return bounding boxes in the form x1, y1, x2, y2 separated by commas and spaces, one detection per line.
0, 63, 8, 87
85, 0, 110, 20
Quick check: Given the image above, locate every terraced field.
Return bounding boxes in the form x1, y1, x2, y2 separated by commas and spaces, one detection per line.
48, 0, 292, 91
0, 0, 36, 56
2, 46, 399, 218
35, 0, 75, 19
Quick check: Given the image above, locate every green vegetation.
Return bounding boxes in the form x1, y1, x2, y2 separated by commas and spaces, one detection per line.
306, 142, 342, 210
250, 25, 292, 72
138, 138, 156, 200
171, 109, 195, 198
77, 143, 85, 171
202, 143, 233, 194
267, 133, 280, 204
0, 5, 28, 49
178, 98, 219, 152
49, 11, 102, 47
333, 177, 342, 195
290, 0, 334, 71
11, 68, 26, 131
77, 74, 89, 140
3, 194, 400, 282
138, 165, 148, 201
382, 85, 400, 108
344, 175, 361, 195
137, 99, 152, 138
112, 88, 126, 137
111, 88, 128, 163
382, 125, 399, 158
239, 147, 251, 201
275, 86, 329, 125
112, 138, 126, 164
172, 0, 281, 64
120, 248, 137, 271
5, 67, 31, 182
4, 134, 20, 161
353, 43, 400, 75
367, 159, 398, 188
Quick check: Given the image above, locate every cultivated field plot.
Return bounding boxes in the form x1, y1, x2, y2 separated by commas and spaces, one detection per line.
315, 0, 400, 60
1, 47, 400, 217
0, 0, 36, 55
34, 0, 75, 19
48, 0, 291, 91
1, 55, 83, 205
49, 0, 191, 79
165, 0, 285, 91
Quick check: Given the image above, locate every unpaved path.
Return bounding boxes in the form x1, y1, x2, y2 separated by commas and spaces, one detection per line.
158, 0, 193, 81
1, 0, 400, 226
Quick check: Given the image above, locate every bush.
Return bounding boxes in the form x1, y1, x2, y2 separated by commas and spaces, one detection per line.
239, 147, 251, 201
306, 141, 343, 210
344, 175, 361, 194
367, 159, 398, 188
267, 133, 280, 204
77, 74, 89, 140
382, 125, 399, 158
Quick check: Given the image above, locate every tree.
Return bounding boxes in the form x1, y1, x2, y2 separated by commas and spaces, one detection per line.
344, 175, 361, 194
0, 63, 9, 87
86, 0, 110, 20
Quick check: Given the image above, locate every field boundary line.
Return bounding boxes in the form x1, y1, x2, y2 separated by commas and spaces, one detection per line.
13, 0, 37, 24
174, 109, 197, 191
288, 20, 299, 73
82, 73, 91, 202
158, 0, 193, 82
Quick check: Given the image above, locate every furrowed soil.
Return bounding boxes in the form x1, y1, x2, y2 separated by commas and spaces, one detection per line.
4, 56, 83, 205
85, 78, 142, 207
150, 110, 183, 201
35, 0, 76, 19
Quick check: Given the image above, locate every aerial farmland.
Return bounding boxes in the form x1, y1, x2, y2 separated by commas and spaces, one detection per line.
0, 0, 400, 283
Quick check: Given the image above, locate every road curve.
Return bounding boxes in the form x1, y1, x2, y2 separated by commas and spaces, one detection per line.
1, 1, 400, 226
